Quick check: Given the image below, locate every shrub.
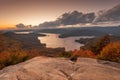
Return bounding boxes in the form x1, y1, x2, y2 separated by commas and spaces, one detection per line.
71, 49, 96, 58
0, 50, 31, 69
0, 33, 35, 69
0, 33, 65, 69
58, 51, 72, 58
90, 35, 110, 55
99, 42, 120, 62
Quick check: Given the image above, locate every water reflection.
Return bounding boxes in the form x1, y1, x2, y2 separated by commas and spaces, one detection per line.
38, 33, 94, 51
14, 31, 33, 34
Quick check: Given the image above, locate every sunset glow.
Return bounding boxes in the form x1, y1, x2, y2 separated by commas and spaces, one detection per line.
0, 0, 120, 29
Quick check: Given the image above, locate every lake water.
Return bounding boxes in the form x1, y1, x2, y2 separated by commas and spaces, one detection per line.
14, 31, 33, 34
38, 33, 94, 51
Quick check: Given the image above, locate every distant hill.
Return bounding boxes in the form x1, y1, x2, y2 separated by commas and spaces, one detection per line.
95, 4, 120, 22
39, 27, 120, 38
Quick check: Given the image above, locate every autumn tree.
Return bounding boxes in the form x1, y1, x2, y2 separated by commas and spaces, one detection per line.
99, 42, 120, 62
90, 35, 110, 55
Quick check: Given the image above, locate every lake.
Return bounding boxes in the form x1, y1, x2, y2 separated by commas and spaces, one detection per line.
38, 33, 94, 51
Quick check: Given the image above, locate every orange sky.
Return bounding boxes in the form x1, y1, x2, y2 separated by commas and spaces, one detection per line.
0, 0, 120, 29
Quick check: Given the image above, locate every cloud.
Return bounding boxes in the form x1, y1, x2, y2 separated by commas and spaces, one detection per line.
39, 21, 60, 28
18, 3, 120, 29
58, 11, 95, 25
38, 11, 95, 28
16, 23, 26, 28
94, 3, 120, 22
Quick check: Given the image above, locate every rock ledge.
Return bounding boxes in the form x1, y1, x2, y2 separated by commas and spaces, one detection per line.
0, 57, 120, 80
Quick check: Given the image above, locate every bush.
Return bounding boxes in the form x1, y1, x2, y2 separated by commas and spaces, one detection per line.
71, 49, 96, 58
99, 42, 120, 62
58, 51, 72, 58
0, 33, 36, 69
0, 50, 31, 69
0, 33, 65, 69
90, 35, 110, 54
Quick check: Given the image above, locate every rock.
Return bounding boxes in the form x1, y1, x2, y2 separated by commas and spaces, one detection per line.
0, 57, 120, 80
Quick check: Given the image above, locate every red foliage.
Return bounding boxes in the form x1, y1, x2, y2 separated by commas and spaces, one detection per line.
72, 49, 96, 58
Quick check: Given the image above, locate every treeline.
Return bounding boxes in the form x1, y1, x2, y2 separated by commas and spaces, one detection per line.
0, 32, 120, 69
0, 33, 64, 69
0, 33, 37, 69
73, 35, 120, 62
59, 35, 120, 62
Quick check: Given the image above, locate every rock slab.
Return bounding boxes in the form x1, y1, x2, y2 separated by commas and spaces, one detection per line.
0, 57, 120, 80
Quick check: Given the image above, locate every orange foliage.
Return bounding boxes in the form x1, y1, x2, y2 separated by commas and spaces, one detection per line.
0, 33, 38, 69
99, 41, 120, 62
0, 50, 31, 69
72, 49, 96, 58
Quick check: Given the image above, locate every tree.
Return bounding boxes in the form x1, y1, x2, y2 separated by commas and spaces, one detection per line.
99, 42, 120, 62
90, 35, 110, 55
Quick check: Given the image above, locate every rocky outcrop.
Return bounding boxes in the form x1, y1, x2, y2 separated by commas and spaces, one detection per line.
0, 57, 120, 80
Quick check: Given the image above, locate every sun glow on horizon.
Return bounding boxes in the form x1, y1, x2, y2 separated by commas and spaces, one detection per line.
0, 0, 119, 30
0, 17, 57, 29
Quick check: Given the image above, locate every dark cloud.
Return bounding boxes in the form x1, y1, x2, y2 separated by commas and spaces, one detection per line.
94, 3, 120, 22
58, 11, 95, 25
38, 11, 95, 28
16, 23, 26, 28
38, 3, 120, 28
39, 21, 60, 28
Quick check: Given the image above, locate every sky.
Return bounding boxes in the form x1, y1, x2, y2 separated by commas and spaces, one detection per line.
0, 0, 120, 29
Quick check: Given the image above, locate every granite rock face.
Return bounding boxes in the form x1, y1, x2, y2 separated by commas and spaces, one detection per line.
0, 57, 120, 80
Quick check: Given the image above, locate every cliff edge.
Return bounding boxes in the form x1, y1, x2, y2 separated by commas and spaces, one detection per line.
0, 57, 120, 80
